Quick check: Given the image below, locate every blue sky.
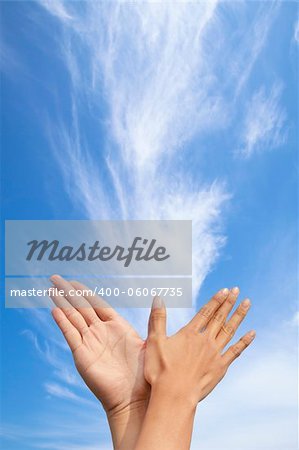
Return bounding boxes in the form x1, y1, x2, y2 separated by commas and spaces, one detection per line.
1, 1, 298, 449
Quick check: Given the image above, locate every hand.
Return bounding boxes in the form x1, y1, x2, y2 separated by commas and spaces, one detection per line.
49, 275, 150, 449
134, 287, 255, 450
145, 287, 255, 406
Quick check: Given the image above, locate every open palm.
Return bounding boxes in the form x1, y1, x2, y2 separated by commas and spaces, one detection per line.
50, 277, 149, 415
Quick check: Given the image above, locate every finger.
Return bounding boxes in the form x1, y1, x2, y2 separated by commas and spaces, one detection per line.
70, 280, 119, 322
206, 287, 240, 338
222, 330, 256, 366
51, 275, 100, 327
187, 288, 229, 331
49, 279, 89, 336
148, 296, 166, 337
216, 298, 251, 349
52, 307, 82, 351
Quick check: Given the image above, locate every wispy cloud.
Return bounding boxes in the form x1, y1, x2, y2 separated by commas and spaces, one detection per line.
288, 311, 299, 327
44, 382, 96, 407
21, 326, 81, 387
36, 444, 109, 450
39, 0, 72, 22
38, 1, 280, 296
1, 413, 108, 450
236, 82, 287, 158
32, 1, 282, 299
294, 18, 299, 44
40, 0, 233, 295
0, 41, 22, 75
230, 3, 280, 94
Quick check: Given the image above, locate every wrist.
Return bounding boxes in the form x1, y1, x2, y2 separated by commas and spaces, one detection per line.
107, 399, 148, 450
106, 398, 148, 421
150, 378, 198, 412
134, 382, 196, 450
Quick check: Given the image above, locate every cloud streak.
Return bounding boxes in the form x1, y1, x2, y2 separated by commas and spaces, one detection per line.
21, 326, 82, 387
39, 0, 236, 296
39, 0, 72, 22
294, 18, 299, 44
237, 82, 287, 158
44, 382, 96, 407
237, 83, 286, 158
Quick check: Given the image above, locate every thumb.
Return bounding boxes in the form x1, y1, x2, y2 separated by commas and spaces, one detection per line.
148, 296, 167, 337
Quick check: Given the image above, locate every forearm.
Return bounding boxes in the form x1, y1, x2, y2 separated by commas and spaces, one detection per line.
134, 384, 196, 450
107, 399, 148, 450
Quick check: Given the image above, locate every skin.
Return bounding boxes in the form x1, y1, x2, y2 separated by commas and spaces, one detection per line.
49, 277, 255, 450
49, 275, 150, 450
134, 287, 256, 450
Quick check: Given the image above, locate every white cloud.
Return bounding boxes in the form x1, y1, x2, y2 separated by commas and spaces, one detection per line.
38, 0, 72, 22
21, 325, 82, 387
0, 41, 23, 75
44, 382, 97, 407
231, 3, 280, 94
237, 82, 287, 158
40, 0, 233, 297
294, 19, 299, 44
0, 414, 109, 450
36, 2, 281, 298
44, 381, 79, 400
289, 311, 299, 326
37, 444, 110, 450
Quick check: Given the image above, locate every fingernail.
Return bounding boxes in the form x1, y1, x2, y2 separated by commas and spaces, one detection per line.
222, 288, 229, 294
231, 286, 239, 294
152, 296, 164, 309
50, 274, 61, 283
249, 330, 256, 339
242, 298, 251, 308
